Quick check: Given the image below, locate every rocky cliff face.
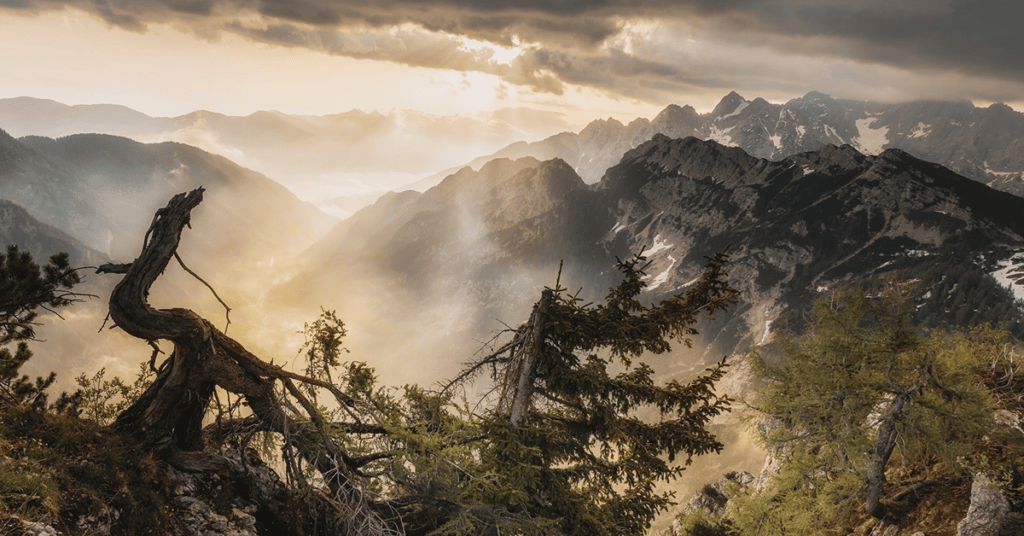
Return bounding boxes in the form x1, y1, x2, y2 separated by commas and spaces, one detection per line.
597, 135, 1024, 355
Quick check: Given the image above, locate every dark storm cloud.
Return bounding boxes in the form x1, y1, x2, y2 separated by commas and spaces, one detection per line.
707, 0, 1024, 80
3, 0, 1021, 101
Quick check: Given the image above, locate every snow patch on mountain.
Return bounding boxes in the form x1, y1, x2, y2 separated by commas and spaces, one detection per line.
855, 118, 889, 154
641, 235, 673, 257
645, 255, 677, 290
992, 255, 1024, 303
909, 122, 932, 138
985, 162, 1023, 178
718, 100, 750, 121
709, 125, 736, 144
823, 124, 842, 143
760, 320, 772, 345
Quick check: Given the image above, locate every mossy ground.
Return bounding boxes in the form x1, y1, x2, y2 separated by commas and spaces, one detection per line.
0, 403, 174, 535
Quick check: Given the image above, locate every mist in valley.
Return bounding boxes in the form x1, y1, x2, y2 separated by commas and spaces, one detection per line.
7, 135, 768, 530
0, 98, 577, 218
8, 83, 1024, 536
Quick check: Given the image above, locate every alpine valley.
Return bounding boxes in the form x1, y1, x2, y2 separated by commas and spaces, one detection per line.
5, 90, 1024, 416
3, 91, 1024, 536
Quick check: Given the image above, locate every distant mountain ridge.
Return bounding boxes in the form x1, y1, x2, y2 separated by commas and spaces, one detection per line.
0, 129, 335, 264
431, 91, 1024, 198
0, 97, 573, 214
7, 93, 1021, 217
0, 125, 340, 385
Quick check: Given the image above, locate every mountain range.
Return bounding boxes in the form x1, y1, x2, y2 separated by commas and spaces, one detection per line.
3, 93, 1024, 384
422, 91, 1024, 198
271, 134, 1024, 383
4, 92, 1022, 219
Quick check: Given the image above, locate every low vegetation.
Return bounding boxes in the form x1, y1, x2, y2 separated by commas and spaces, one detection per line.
674, 280, 1024, 535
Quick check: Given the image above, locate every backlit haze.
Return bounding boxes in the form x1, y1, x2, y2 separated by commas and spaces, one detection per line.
2, 3, 1021, 528
4, 0, 1021, 427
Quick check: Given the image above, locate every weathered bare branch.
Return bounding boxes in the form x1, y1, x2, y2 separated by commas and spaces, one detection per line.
173, 252, 232, 332
99, 188, 399, 533
96, 262, 133, 274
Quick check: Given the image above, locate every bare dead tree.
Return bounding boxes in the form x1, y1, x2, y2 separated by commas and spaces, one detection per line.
97, 188, 400, 536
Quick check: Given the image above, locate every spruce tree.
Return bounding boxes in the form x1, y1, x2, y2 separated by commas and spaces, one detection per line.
432, 253, 739, 535
0, 245, 82, 408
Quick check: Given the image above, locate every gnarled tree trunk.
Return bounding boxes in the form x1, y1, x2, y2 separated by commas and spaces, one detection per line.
98, 188, 400, 535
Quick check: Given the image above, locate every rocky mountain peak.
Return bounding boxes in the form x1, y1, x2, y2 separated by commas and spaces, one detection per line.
796, 90, 834, 103
988, 102, 1016, 114
473, 90, 1024, 193
621, 134, 760, 172
653, 104, 700, 126
578, 117, 628, 146
711, 91, 749, 119
424, 157, 543, 203
804, 143, 869, 166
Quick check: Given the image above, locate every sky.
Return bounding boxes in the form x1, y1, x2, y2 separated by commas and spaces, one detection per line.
1, 0, 1022, 129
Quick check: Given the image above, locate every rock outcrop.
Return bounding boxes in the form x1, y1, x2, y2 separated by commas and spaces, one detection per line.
163, 447, 296, 536
957, 473, 1011, 536
681, 471, 756, 517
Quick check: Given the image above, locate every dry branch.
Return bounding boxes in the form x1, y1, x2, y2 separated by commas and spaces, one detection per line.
98, 188, 399, 535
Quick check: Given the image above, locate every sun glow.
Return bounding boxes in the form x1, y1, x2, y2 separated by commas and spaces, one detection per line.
457, 35, 524, 66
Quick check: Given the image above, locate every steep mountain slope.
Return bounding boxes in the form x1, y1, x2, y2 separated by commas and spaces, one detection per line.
271, 157, 613, 383
274, 137, 1024, 384
0, 128, 106, 248
436, 91, 1024, 196
0, 199, 104, 267
599, 135, 1024, 353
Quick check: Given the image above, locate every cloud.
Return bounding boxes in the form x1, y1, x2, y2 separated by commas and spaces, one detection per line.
3, 0, 1022, 105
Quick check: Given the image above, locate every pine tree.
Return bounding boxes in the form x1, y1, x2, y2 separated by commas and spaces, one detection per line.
0, 246, 82, 408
